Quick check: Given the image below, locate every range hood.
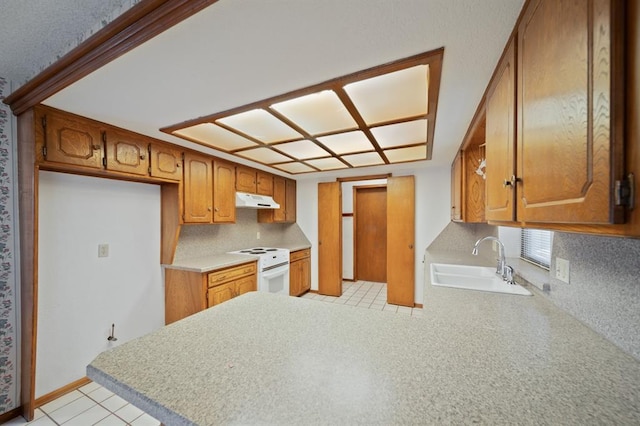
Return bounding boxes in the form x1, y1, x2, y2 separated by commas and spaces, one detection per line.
235, 192, 280, 209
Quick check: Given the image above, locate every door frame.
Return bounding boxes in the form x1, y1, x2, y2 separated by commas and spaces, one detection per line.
352, 184, 387, 282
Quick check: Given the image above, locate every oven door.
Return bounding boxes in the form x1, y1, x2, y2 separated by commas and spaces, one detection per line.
260, 262, 290, 295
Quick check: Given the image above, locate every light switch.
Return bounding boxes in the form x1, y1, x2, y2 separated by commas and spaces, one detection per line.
98, 244, 109, 258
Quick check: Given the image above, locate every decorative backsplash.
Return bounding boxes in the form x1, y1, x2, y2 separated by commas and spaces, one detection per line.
173, 209, 310, 262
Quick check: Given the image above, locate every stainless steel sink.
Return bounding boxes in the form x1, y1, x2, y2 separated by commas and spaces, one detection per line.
430, 263, 532, 296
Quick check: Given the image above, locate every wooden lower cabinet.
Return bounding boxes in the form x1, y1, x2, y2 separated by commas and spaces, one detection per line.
289, 248, 311, 296
165, 261, 257, 324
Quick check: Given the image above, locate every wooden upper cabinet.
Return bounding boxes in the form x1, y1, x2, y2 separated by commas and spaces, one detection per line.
183, 152, 213, 223
485, 37, 516, 222
236, 165, 256, 193
104, 129, 150, 176
256, 171, 273, 196
285, 179, 296, 222
42, 109, 103, 169
150, 144, 182, 181
451, 150, 463, 221
213, 160, 236, 223
272, 176, 287, 222
516, 0, 625, 224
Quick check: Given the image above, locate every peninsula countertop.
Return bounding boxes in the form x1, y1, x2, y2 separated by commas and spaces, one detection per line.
88, 286, 640, 425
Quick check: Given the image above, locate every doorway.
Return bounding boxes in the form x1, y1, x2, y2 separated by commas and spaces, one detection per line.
354, 185, 387, 282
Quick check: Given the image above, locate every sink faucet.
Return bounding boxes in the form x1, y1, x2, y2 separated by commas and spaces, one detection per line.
472, 236, 512, 283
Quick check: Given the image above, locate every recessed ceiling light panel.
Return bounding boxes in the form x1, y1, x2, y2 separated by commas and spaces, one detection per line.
370, 119, 427, 148
274, 162, 316, 174
173, 123, 257, 150
342, 152, 384, 167
237, 147, 292, 164
344, 65, 428, 125
275, 140, 330, 160
316, 131, 373, 155
217, 109, 302, 143
384, 145, 427, 163
271, 90, 357, 135
306, 157, 348, 171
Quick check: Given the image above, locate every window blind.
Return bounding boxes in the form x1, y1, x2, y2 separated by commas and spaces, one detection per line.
520, 229, 552, 269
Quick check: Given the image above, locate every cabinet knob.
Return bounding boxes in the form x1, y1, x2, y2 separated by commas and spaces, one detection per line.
140, 154, 146, 160
208, 207, 212, 211
92, 144, 101, 150
215, 207, 219, 212
503, 175, 520, 188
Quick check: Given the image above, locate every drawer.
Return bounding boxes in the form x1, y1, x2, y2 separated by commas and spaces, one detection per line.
290, 248, 310, 262
208, 261, 257, 287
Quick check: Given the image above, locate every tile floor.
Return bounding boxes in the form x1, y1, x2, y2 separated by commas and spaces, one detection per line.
7, 281, 417, 425
5, 382, 160, 426
301, 281, 423, 317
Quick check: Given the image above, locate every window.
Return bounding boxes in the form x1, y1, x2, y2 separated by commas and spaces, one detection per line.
521, 229, 552, 269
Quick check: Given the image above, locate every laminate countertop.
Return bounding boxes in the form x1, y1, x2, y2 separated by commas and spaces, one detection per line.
164, 244, 311, 273
88, 282, 640, 425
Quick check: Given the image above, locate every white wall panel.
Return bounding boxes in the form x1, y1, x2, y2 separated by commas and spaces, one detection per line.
36, 171, 162, 397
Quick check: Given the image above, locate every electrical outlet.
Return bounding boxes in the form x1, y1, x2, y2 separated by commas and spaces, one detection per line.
98, 244, 109, 258
256, 231, 261, 240
555, 257, 570, 283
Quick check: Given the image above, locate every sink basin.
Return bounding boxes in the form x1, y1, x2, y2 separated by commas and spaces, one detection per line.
430, 263, 532, 296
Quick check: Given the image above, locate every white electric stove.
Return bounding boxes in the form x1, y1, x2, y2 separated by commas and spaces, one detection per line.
228, 247, 290, 295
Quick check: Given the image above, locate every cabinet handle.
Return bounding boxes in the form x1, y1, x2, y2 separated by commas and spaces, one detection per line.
208, 207, 212, 211
409, 244, 414, 249
140, 154, 146, 160
92, 144, 101, 150
176, 163, 181, 168
503, 175, 520, 188
215, 207, 219, 212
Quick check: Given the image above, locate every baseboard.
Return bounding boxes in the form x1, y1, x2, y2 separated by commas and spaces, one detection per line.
414, 303, 423, 308
342, 278, 356, 282
34, 377, 91, 408
0, 407, 23, 423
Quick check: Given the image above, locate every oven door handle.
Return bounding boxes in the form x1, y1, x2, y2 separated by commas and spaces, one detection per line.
262, 261, 289, 273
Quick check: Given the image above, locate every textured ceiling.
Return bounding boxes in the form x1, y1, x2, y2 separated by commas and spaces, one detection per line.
0, 0, 131, 83
4, 0, 525, 178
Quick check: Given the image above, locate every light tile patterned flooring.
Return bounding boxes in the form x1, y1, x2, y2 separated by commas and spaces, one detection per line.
5, 382, 159, 426
8, 281, 417, 425
301, 281, 423, 317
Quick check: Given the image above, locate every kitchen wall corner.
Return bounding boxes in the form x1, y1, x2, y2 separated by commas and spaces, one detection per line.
425, 221, 498, 260
545, 233, 640, 360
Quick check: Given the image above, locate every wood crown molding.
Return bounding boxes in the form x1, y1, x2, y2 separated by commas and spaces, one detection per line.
3, 0, 219, 115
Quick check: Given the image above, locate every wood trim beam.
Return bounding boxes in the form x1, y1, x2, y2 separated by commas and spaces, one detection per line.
3, 0, 219, 115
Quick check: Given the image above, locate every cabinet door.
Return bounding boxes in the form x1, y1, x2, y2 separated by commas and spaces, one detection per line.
285, 179, 297, 223
485, 38, 516, 222
272, 177, 287, 222
300, 257, 311, 293
104, 129, 150, 176
236, 165, 257, 193
289, 260, 302, 296
213, 160, 236, 223
207, 282, 235, 307
234, 275, 256, 296
516, 0, 625, 224
451, 150, 463, 221
183, 153, 213, 223
256, 171, 273, 195
150, 144, 183, 181
43, 110, 103, 169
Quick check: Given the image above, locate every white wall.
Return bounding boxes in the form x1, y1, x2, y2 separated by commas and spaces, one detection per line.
36, 171, 163, 397
297, 166, 451, 304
